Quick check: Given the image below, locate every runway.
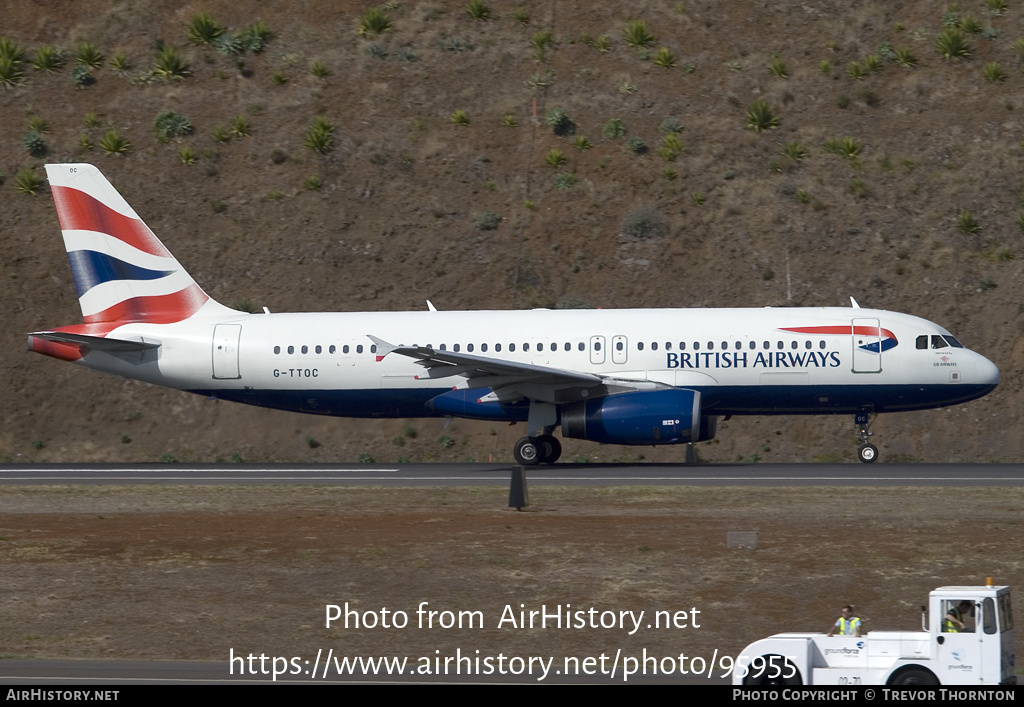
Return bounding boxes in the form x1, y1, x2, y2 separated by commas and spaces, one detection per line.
1, 462, 1023, 486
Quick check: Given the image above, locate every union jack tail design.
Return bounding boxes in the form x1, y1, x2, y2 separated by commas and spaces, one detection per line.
44, 163, 226, 326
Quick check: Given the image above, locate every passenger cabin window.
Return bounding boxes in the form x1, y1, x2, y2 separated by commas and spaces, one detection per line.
274, 346, 281, 354
356, 345, 363, 354
652, 342, 659, 351
287, 345, 294, 354
496, 343, 502, 352
577, 342, 584, 351
329, 345, 336, 354
637, 342, 644, 351
343, 345, 350, 354
301, 345, 308, 354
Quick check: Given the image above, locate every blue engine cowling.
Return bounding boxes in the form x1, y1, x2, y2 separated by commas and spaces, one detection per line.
561, 389, 717, 445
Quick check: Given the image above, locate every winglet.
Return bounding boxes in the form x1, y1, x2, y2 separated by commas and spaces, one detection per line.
367, 335, 396, 362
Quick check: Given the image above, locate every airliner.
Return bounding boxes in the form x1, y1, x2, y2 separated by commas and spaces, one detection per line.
28, 163, 1000, 464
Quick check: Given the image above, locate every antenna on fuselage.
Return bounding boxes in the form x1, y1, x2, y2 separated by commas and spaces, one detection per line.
426, 300, 437, 312
850, 297, 861, 309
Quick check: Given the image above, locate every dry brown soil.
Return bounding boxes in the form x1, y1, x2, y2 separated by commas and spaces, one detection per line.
2, 484, 1021, 676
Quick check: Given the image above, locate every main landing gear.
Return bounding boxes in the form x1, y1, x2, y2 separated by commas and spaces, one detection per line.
855, 411, 878, 464
513, 434, 562, 465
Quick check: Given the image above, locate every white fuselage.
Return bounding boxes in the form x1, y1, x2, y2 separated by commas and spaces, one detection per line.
72, 305, 999, 420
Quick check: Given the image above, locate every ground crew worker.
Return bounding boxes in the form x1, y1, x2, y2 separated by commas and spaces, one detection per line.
827, 605, 862, 637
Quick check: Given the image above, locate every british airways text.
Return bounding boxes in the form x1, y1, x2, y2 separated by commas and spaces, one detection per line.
666, 351, 842, 369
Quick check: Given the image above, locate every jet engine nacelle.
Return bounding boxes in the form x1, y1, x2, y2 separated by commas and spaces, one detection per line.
561, 389, 717, 445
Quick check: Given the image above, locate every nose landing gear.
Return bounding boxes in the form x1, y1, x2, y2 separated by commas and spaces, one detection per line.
855, 411, 878, 463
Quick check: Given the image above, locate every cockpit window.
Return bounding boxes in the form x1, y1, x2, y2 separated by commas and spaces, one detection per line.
945, 335, 964, 348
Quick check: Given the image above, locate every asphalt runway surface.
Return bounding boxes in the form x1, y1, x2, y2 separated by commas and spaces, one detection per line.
4, 462, 1021, 685
1, 462, 1023, 486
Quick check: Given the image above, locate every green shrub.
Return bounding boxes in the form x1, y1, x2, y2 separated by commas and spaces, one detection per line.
846, 61, 867, 80
83, 112, 102, 128
627, 136, 646, 154
659, 117, 683, 134
22, 131, 46, 157
109, 53, 131, 73
983, 61, 1006, 82
14, 167, 44, 195
465, 0, 491, 20
153, 111, 193, 141
745, 100, 779, 132
935, 28, 971, 61
70, 63, 93, 87
75, 42, 104, 68
545, 107, 575, 136
450, 109, 469, 125
652, 47, 676, 68
512, 7, 529, 24
186, 13, 223, 44
656, 133, 684, 161
572, 135, 592, 151
545, 148, 566, 167
27, 115, 48, 133
239, 22, 272, 53
768, 56, 788, 78
366, 44, 387, 59
270, 70, 287, 85
231, 115, 251, 137
99, 129, 131, 156
154, 46, 189, 79
621, 205, 668, 239
0, 37, 26, 64
622, 19, 654, 48
473, 210, 501, 230
955, 210, 980, 234
893, 47, 917, 68
304, 116, 335, 154
357, 7, 393, 36
215, 33, 244, 56
602, 117, 626, 139
781, 141, 807, 161
178, 146, 196, 164
553, 172, 577, 190
310, 60, 330, 78
0, 56, 27, 86
304, 175, 323, 191
823, 136, 861, 159
32, 45, 65, 72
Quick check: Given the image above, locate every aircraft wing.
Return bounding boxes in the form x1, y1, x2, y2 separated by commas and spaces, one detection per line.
367, 335, 657, 405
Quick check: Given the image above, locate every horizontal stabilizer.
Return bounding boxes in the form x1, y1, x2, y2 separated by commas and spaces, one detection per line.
27, 331, 160, 353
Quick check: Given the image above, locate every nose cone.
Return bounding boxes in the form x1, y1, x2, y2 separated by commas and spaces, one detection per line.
976, 353, 1001, 387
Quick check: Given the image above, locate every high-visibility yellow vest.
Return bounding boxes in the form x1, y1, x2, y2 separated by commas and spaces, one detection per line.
837, 617, 861, 635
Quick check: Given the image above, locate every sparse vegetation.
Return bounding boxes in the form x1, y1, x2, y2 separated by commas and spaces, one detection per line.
512, 7, 529, 24
572, 135, 592, 151
782, 141, 807, 161
465, 0, 491, 21
656, 133, 684, 161
186, 13, 224, 45
622, 19, 655, 48
154, 46, 189, 79
231, 116, 251, 137
70, 63, 93, 87
450, 109, 469, 125
178, 146, 196, 164
473, 210, 501, 230
955, 210, 980, 234
75, 42, 104, 68
304, 116, 335, 153
824, 136, 861, 159
22, 131, 46, 157
602, 117, 626, 139
553, 172, 577, 190
357, 7, 393, 36
768, 56, 788, 78
304, 175, 323, 191
893, 47, 917, 68
544, 107, 575, 136
310, 60, 330, 78
32, 45, 65, 72
14, 167, 44, 195
621, 205, 668, 239
109, 53, 130, 73
934, 28, 971, 61
745, 100, 779, 132
545, 148, 566, 167
99, 129, 131, 156
152, 111, 193, 141
983, 62, 1006, 82
627, 136, 646, 154
653, 47, 677, 69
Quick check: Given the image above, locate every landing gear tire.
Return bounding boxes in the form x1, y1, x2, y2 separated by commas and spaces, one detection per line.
536, 435, 562, 464
514, 437, 540, 466
858, 443, 878, 464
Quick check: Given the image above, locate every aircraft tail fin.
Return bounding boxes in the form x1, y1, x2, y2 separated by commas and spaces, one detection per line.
45, 163, 232, 325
